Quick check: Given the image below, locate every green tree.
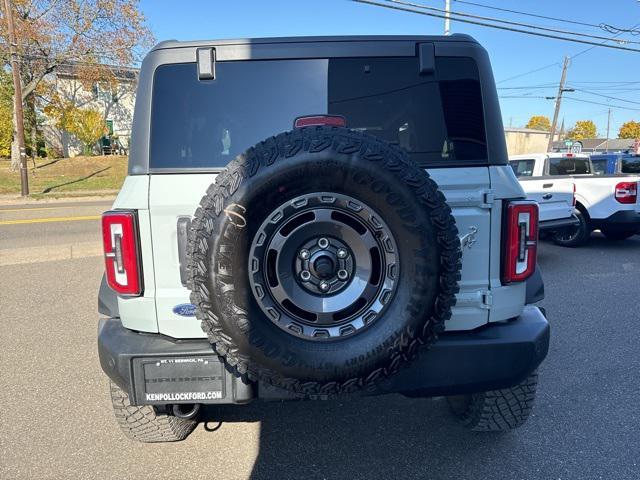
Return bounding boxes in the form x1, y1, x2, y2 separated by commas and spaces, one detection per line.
1, 0, 154, 167
618, 121, 640, 139
525, 115, 551, 131
567, 120, 597, 140
44, 99, 106, 155
67, 109, 107, 155
0, 71, 13, 158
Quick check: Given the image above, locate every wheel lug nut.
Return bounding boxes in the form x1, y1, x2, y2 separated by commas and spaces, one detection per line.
299, 249, 310, 260
337, 248, 348, 259
319, 280, 330, 291
317, 237, 329, 249
337, 269, 349, 281
300, 270, 311, 281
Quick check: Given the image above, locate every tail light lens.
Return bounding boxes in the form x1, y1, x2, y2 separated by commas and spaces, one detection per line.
101, 210, 143, 296
572, 183, 576, 207
502, 201, 538, 284
615, 181, 638, 204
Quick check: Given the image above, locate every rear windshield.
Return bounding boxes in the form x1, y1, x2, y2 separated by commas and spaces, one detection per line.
548, 157, 592, 175
509, 159, 535, 177
149, 57, 487, 170
621, 156, 640, 174
590, 159, 607, 175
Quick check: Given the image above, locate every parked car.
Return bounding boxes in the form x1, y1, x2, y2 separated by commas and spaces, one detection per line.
509, 154, 579, 233
98, 35, 549, 443
509, 153, 640, 246
590, 153, 640, 175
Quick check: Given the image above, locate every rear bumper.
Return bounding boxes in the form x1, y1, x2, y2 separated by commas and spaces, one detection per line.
591, 209, 640, 231
539, 215, 580, 231
98, 306, 549, 404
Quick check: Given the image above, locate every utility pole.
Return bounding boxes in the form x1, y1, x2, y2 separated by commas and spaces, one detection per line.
444, 0, 451, 35
547, 56, 572, 152
3, 0, 29, 195
605, 108, 611, 151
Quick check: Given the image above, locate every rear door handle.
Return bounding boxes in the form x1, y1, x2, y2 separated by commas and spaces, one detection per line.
543, 183, 554, 188
542, 193, 553, 200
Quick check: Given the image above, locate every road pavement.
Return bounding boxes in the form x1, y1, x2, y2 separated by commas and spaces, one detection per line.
0, 203, 639, 479
0, 200, 110, 264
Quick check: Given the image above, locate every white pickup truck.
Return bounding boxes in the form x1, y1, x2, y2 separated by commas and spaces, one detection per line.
509, 153, 640, 246
509, 154, 578, 232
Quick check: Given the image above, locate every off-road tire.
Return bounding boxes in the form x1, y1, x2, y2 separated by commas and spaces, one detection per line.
109, 382, 197, 443
446, 371, 538, 431
551, 209, 590, 247
187, 126, 461, 396
600, 226, 638, 241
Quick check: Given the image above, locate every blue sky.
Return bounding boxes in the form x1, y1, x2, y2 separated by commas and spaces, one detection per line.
139, 0, 640, 136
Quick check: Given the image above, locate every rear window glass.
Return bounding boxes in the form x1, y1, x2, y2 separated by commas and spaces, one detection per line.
590, 159, 607, 175
150, 57, 487, 170
509, 159, 535, 177
548, 157, 592, 175
621, 156, 640, 174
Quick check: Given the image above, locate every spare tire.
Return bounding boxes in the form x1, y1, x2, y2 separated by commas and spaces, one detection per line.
187, 126, 461, 395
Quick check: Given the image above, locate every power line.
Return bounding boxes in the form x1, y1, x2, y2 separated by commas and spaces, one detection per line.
382, 0, 640, 44
499, 95, 549, 99
354, 0, 640, 52
563, 96, 640, 112
499, 95, 640, 112
453, 0, 640, 36
569, 22, 640, 59
497, 23, 640, 84
497, 84, 558, 90
569, 80, 640, 84
569, 88, 640, 105
497, 62, 560, 85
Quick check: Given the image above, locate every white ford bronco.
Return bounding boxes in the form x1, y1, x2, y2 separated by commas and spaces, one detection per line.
509, 153, 640, 246
98, 35, 549, 442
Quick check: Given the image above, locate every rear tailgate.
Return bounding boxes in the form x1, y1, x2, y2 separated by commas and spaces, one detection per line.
518, 177, 574, 223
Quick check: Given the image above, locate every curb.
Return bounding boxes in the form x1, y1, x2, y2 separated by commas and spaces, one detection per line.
0, 242, 103, 266
0, 192, 117, 206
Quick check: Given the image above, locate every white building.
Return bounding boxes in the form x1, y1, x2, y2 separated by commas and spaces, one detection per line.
42, 64, 138, 157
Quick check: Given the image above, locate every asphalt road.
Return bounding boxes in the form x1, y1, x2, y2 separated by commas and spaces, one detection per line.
0, 200, 110, 249
1, 210, 639, 479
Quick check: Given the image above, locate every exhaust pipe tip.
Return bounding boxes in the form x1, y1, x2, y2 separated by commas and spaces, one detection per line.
172, 403, 201, 420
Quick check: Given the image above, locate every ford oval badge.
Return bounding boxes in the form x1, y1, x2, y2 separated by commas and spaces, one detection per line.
173, 303, 196, 317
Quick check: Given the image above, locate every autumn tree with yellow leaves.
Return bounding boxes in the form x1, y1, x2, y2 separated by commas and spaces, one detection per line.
1, 0, 153, 165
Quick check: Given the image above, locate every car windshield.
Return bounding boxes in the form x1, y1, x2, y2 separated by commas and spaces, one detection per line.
548, 157, 592, 175
149, 57, 488, 169
621, 156, 640, 174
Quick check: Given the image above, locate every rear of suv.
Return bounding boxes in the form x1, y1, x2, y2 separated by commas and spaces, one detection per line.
98, 35, 549, 442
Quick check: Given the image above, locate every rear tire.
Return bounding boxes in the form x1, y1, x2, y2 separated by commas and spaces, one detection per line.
109, 382, 197, 443
551, 209, 590, 247
447, 372, 538, 431
600, 227, 638, 241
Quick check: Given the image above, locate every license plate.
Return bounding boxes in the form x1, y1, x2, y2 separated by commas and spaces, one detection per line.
139, 356, 224, 404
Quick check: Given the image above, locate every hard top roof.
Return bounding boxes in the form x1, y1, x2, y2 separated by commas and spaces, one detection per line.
151, 34, 478, 52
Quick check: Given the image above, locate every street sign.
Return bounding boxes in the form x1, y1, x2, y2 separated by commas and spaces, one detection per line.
570, 141, 582, 154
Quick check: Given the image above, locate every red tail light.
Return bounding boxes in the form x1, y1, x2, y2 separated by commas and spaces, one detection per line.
294, 115, 346, 128
572, 183, 576, 207
502, 201, 538, 284
101, 210, 143, 296
615, 181, 638, 204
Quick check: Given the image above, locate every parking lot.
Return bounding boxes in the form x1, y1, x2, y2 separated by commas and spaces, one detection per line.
0, 203, 639, 480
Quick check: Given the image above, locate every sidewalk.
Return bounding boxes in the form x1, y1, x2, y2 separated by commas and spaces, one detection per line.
0, 190, 117, 206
